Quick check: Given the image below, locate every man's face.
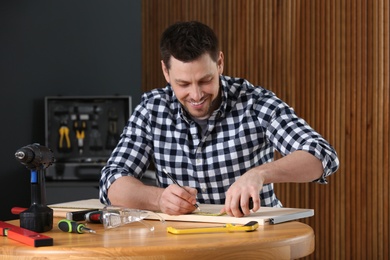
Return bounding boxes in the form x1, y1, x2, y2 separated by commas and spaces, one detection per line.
161, 52, 224, 120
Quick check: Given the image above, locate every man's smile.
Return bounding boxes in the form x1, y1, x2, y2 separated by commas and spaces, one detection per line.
189, 98, 207, 107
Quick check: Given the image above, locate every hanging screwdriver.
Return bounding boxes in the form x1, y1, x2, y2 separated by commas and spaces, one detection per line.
58, 219, 96, 234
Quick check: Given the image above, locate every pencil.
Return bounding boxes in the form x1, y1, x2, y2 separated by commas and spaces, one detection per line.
162, 169, 201, 211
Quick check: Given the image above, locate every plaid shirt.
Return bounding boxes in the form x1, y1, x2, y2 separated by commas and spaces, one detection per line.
100, 75, 339, 207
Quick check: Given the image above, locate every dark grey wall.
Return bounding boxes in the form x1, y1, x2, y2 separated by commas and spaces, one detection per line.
0, 0, 142, 220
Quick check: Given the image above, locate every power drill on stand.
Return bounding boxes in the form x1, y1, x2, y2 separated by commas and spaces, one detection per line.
15, 143, 55, 233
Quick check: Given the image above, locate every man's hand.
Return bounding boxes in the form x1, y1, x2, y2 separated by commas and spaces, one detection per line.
107, 176, 198, 215
158, 184, 198, 215
222, 151, 324, 217
222, 169, 264, 217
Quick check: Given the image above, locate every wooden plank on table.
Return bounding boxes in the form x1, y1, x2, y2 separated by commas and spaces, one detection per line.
49, 199, 314, 225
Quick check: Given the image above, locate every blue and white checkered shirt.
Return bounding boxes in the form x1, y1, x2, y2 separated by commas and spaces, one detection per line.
100, 75, 339, 207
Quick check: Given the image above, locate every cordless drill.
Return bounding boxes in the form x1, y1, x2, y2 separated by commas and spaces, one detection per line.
15, 143, 55, 233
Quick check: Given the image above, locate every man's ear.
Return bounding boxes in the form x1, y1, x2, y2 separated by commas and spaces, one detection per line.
217, 51, 224, 74
161, 60, 170, 83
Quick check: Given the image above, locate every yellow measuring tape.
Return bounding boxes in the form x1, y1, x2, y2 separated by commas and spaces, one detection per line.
167, 221, 259, 235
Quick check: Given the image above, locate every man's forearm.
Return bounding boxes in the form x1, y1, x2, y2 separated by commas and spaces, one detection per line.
107, 176, 164, 211
257, 150, 324, 184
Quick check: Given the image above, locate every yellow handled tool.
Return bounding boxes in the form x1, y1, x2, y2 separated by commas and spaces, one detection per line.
167, 221, 258, 235
58, 126, 71, 149
74, 121, 86, 154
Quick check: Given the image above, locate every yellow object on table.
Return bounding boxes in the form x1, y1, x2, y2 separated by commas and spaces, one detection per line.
167, 221, 259, 234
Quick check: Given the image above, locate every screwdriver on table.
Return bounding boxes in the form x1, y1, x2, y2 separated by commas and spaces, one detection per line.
58, 219, 96, 234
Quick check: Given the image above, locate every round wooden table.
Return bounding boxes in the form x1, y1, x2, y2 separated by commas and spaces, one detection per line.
1, 218, 314, 259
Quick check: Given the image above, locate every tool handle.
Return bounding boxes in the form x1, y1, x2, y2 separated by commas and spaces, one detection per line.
66, 209, 98, 221
11, 207, 27, 215
58, 219, 86, 234
85, 211, 103, 223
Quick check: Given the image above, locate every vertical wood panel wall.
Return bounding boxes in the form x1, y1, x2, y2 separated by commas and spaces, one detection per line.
142, 1, 389, 259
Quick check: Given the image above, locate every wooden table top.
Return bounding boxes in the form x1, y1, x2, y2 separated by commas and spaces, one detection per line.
1, 218, 314, 259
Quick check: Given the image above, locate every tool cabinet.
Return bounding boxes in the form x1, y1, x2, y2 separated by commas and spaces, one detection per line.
44, 95, 132, 181
44, 96, 132, 203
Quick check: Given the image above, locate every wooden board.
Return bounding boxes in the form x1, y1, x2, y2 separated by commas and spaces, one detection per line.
149, 204, 314, 225
49, 199, 314, 225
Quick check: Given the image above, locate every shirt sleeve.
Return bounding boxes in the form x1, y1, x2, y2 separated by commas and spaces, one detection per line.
261, 92, 339, 183
99, 101, 153, 205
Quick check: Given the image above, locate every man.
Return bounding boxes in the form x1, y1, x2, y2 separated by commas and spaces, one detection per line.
99, 21, 339, 217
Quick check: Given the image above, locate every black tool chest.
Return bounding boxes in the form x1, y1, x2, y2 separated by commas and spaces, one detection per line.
44, 96, 132, 181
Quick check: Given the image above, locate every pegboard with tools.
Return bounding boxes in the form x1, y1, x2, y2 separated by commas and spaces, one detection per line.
44, 96, 132, 181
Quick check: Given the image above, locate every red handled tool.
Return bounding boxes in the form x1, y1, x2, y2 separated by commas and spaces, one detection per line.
11, 207, 27, 215
84, 210, 103, 223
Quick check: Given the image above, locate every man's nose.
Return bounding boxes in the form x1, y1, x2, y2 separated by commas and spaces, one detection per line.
190, 85, 203, 100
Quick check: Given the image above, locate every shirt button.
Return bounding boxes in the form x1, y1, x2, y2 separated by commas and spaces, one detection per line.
201, 185, 207, 193
196, 159, 201, 164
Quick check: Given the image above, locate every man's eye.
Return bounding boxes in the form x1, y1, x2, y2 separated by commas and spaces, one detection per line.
178, 83, 190, 87
200, 79, 212, 85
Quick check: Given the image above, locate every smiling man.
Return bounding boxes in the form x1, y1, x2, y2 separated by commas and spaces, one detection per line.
162, 52, 223, 121
99, 21, 339, 217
